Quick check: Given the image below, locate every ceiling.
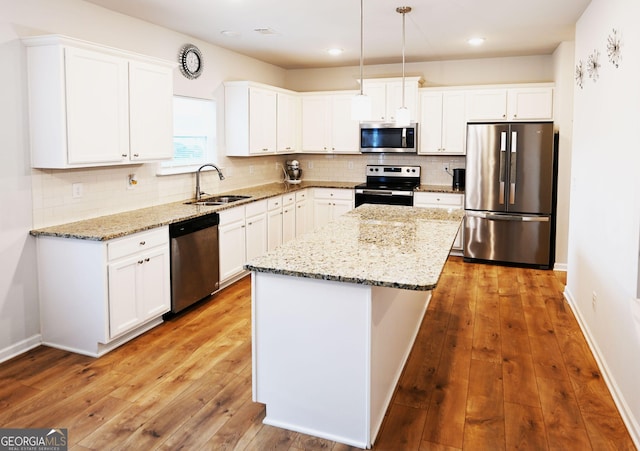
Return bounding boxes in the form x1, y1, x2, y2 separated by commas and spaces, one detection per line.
83, 0, 592, 70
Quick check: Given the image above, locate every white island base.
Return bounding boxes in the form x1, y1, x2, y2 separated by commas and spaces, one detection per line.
251, 271, 431, 449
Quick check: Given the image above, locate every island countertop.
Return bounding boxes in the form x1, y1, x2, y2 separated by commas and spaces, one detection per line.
245, 204, 464, 291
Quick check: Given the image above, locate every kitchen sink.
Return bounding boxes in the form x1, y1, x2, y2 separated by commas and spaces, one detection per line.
186, 195, 252, 206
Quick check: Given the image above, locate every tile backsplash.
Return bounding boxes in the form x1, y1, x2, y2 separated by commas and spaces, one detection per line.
31, 153, 464, 228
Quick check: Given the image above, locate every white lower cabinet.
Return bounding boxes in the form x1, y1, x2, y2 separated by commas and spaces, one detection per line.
313, 188, 354, 229
295, 189, 312, 236
414, 192, 464, 254
267, 196, 284, 251
36, 226, 170, 357
282, 193, 296, 243
219, 200, 268, 284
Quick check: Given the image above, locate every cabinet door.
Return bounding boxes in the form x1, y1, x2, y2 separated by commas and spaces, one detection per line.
332, 199, 354, 218
295, 199, 310, 237
507, 87, 553, 121
129, 61, 173, 161
301, 96, 331, 152
330, 94, 360, 153
246, 213, 268, 261
419, 92, 444, 154
362, 82, 387, 121
386, 81, 419, 122
137, 247, 170, 320
277, 92, 299, 153
250, 88, 277, 154
313, 199, 333, 229
267, 207, 283, 251
219, 219, 246, 281
282, 205, 296, 243
466, 89, 507, 121
108, 255, 139, 338
441, 91, 467, 155
64, 46, 129, 165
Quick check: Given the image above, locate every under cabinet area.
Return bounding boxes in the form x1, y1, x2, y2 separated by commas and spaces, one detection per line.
24, 35, 174, 168
36, 227, 170, 357
414, 192, 464, 254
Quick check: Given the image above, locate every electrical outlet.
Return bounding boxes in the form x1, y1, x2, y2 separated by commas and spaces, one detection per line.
348, 161, 354, 170
308, 161, 314, 169
249, 165, 254, 174
592, 291, 597, 310
72, 182, 83, 199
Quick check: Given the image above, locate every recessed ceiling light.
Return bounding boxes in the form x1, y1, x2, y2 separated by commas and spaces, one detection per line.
467, 37, 486, 46
327, 48, 344, 56
254, 27, 278, 36
220, 30, 240, 38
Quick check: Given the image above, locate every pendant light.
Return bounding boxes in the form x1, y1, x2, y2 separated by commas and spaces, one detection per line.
395, 6, 412, 126
351, 0, 371, 121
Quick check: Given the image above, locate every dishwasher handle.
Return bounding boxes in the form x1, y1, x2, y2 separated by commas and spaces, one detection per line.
169, 213, 219, 238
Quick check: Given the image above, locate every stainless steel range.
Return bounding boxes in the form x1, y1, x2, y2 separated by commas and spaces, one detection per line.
355, 165, 421, 207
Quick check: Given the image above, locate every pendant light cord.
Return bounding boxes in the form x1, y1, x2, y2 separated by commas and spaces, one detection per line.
401, 8, 406, 108
359, 0, 364, 95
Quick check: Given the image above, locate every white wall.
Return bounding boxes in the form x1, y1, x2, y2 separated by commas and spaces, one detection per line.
566, 0, 640, 444
0, 24, 41, 361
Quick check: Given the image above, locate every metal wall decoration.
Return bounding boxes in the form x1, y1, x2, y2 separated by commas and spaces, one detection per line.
587, 49, 600, 82
607, 28, 621, 68
575, 60, 585, 89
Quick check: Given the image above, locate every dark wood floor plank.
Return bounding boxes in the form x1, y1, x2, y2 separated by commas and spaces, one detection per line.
504, 401, 548, 450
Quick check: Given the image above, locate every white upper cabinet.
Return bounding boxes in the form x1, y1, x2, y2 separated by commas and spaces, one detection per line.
419, 90, 467, 155
301, 92, 359, 153
276, 92, 301, 154
362, 77, 421, 122
466, 85, 554, 122
225, 82, 278, 156
24, 35, 174, 169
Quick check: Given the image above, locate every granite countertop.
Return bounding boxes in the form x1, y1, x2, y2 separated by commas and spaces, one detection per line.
29, 180, 358, 241
244, 204, 464, 291
416, 184, 464, 194
29, 181, 462, 242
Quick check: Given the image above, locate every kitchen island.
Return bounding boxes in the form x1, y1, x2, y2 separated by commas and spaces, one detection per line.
245, 204, 464, 449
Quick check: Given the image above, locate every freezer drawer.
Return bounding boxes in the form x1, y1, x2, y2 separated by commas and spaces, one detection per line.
463, 212, 552, 268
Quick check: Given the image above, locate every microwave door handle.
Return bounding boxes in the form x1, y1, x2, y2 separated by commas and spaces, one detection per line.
401, 128, 407, 148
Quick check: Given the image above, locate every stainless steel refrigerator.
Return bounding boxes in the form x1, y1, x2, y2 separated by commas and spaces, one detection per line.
463, 122, 557, 269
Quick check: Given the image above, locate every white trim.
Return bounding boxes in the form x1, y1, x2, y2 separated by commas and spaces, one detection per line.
0, 335, 42, 364
563, 287, 640, 449
553, 262, 568, 271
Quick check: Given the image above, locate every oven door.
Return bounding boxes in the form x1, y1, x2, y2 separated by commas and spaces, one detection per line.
355, 189, 414, 207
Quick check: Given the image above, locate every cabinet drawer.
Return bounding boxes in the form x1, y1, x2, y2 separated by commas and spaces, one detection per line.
245, 199, 267, 216
414, 192, 464, 208
268, 196, 283, 210
295, 189, 309, 202
282, 193, 296, 205
314, 188, 354, 201
219, 205, 245, 225
107, 227, 168, 261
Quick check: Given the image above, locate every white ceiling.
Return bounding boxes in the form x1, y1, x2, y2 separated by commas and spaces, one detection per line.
83, 0, 592, 70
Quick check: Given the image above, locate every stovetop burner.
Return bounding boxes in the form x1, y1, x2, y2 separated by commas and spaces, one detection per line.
358, 165, 421, 191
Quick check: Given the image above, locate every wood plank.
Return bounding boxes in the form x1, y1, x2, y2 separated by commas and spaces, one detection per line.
504, 401, 548, 450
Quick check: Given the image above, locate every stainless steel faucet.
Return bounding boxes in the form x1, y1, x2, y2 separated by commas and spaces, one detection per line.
195, 163, 225, 200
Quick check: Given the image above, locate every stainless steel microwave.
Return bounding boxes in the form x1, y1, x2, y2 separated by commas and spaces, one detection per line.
359, 122, 418, 153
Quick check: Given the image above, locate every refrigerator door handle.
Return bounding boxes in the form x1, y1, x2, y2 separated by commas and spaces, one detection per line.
499, 131, 507, 204
509, 131, 517, 205
467, 211, 550, 222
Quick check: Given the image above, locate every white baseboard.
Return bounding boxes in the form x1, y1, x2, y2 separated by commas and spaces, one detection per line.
0, 335, 42, 364
563, 287, 640, 449
554, 262, 568, 271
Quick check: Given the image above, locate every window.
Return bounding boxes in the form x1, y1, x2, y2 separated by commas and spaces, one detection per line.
157, 96, 217, 175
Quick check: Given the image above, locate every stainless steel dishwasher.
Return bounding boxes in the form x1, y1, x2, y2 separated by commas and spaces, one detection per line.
169, 213, 220, 314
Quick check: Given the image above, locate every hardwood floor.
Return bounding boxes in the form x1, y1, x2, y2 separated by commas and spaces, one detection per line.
0, 257, 634, 450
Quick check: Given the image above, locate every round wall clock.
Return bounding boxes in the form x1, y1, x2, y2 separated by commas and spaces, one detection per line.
178, 44, 203, 79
